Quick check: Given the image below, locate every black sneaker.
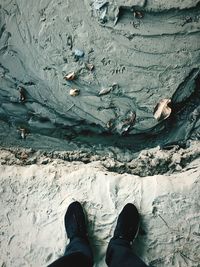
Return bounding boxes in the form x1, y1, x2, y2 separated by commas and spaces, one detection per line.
64, 201, 88, 240
113, 203, 140, 242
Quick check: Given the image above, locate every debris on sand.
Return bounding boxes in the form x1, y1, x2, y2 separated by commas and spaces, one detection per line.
18, 86, 26, 102
18, 128, 28, 139
153, 99, 172, 121
64, 72, 76, 81
120, 111, 136, 134
106, 119, 114, 129
19, 151, 29, 160
133, 11, 144, 19
99, 87, 112, 96
99, 83, 118, 96
92, 0, 108, 24
123, 111, 136, 127
67, 35, 73, 50
85, 63, 95, 71
106, 111, 136, 134
113, 7, 120, 25
69, 88, 80, 96
181, 16, 193, 26
111, 83, 119, 90
93, 0, 108, 10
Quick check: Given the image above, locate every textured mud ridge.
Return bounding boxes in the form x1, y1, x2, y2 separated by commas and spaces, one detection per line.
0, 0, 200, 153
1, 140, 200, 177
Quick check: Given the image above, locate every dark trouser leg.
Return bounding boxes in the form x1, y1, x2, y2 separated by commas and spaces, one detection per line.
48, 237, 93, 267
106, 238, 148, 267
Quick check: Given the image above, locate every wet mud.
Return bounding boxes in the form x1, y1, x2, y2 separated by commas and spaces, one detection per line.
0, 0, 200, 155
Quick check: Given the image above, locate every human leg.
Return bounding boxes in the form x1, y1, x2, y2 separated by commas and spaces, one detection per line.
106, 203, 148, 267
48, 251, 92, 267
48, 201, 93, 267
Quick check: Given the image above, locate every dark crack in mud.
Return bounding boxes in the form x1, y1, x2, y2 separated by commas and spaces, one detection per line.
0, 0, 199, 158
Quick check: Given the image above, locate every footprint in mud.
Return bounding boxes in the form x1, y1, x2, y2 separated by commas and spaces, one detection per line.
101, 58, 111, 66
111, 65, 126, 75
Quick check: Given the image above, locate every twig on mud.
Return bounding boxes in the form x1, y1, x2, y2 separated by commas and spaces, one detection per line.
158, 214, 171, 229
6, 212, 11, 225
8, 235, 15, 245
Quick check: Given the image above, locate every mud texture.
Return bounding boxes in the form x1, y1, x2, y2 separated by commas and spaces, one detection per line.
0, 0, 200, 153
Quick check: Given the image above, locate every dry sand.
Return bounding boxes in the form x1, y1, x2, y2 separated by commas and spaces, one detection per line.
0, 147, 200, 267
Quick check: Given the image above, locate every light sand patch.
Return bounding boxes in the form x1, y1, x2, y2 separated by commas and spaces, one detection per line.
0, 153, 199, 267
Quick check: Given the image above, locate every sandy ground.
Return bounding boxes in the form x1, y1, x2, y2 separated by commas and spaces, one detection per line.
0, 0, 200, 266
0, 148, 200, 267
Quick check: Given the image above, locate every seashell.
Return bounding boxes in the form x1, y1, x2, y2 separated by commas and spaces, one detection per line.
85, 63, 95, 71
153, 99, 172, 121
19, 86, 26, 102
99, 87, 111, 96
69, 88, 80, 96
64, 72, 76, 81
